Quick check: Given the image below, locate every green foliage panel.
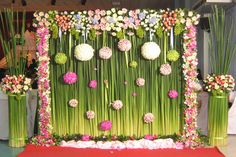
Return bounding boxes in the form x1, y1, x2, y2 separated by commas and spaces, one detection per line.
49, 33, 184, 137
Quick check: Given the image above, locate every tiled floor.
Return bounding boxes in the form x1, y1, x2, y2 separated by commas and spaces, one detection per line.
218, 135, 236, 157
0, 135, 235, 157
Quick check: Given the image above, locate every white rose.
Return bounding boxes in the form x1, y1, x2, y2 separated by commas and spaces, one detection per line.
112, 13, 118, 18
111, 8, 116, 13
111, 32, 116, 36
180, 11, 185, 16
45, 13, 49, 18
23, 86, 29, 91
188, 11, 193, 17
36, 16, 41, 21
106, 10, 111, 15
194, 21, 199, 25
118, 10, 123, 15
116, 27, 121, 32
39, 12, 44, 16
180, 18, 185, 24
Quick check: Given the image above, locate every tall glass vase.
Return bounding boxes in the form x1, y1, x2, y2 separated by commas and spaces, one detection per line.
208, 94, 228, 146
8, 94, 27, 147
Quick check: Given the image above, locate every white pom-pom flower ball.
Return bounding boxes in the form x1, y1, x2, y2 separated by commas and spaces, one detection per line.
141, 42, 161, 60
74, 43, 94, 61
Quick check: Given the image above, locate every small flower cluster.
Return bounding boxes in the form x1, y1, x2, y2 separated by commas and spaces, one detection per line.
33, 12, 51, 28
160, 9, 177, 32
54, 11, 76, 32
203, 74, 235, 95
0, 75, 31, 95
111, 100, 123, 110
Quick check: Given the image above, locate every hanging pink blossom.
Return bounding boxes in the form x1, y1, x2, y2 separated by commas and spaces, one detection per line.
143, 113, 154, 123
100, 120, 112, 131
88, 80, 97, 88
118, 39, 132, 52
136, 78, 145, 86
111, 100, 123, 110
99, 47, 112, 59
160, 63, 172, 75
81, 135, 91, 141
63, 72, 77, 84
168, 90, 178, 99
86, 111, 95, 119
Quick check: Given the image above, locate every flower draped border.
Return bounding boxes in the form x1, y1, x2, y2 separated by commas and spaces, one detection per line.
33, 27, 54, 146
182, 25, 200, 148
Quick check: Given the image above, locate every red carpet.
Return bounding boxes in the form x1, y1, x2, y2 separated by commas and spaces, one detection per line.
18, 145, 225, 157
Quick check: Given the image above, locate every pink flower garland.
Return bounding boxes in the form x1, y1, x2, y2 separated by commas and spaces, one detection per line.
32, 27, 54, 146
182, 25, 200, 148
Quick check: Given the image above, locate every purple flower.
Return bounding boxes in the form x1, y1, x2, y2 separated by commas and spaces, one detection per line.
144, 134, 154, 140
63, 72, 77, 84
81, 135, 90, 141
75, 24, 82, 30
168, 90, 178, 99
89, 80, 97, 88
138, 12, 146, 20
75, 14, 81, 20
149, 17, 157, 24
108, 17, 115, 23
129, 17, 135, 23
92, 18, 98, 25
100, 120, 112, 131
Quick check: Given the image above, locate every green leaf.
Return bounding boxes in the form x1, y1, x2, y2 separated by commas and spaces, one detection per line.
89, 28, 96, 41
136, 27, 144, 38
156, 26, 163, 39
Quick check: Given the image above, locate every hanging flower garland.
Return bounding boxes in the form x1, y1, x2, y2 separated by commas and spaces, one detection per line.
31, 27, 55, 146
181, 25, 200, 148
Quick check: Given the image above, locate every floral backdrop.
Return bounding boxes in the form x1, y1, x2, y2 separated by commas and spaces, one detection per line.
34, 8, 200, 147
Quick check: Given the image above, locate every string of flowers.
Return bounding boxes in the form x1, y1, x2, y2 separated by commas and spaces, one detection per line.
31, 27, 55, 146
181, 25, 200, 148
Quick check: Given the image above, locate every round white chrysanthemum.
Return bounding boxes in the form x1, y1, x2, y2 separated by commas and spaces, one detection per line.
141, 42, 161, 60
74, 43, 94, 61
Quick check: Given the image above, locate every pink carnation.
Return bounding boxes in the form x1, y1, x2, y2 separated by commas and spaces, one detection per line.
118, 39, 132, 52
63, 72, 77, 84
99, 47, 112, 59
86, 111, 95, 119
89, 80, 97, 88
168, 90, 178, 99
143, 113, 154, 123
100, 120, 112, 131
136, 78, 145, 86
160, 63, 172, 75
81, 135, 90, 141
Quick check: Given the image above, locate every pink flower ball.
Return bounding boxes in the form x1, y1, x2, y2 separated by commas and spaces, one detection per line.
160, 63, 172, 75
168, 90, 178, 99
136, 78, 145, 86
89, 80, 97, 88
81, 135, 90, 141
100, 120, 112, 131
118, 39, 132, 52
143, 113, 154, 123
99, 47, 112, 59
63, 72, 77, 84
86, 111, 95, 119
111, 100, 123, 110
